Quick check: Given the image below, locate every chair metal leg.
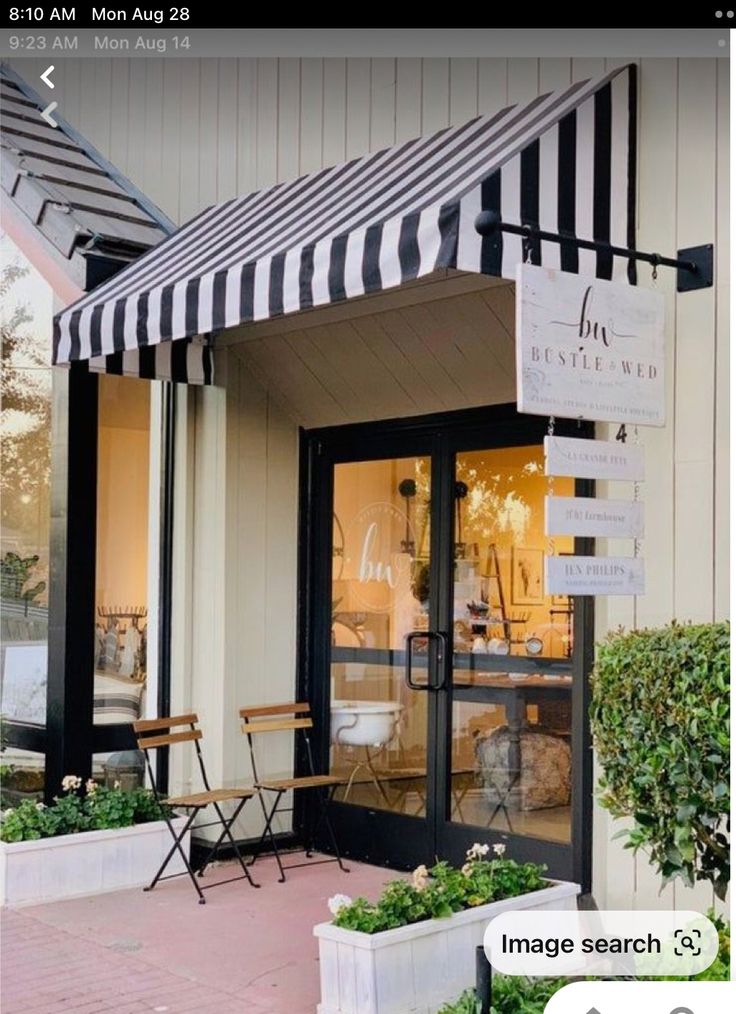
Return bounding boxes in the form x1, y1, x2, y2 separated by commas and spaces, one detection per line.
252, 790, 287, 882
144, 808, 206, 904
197, 797, 260, 888
315, 785, 349, 873
247, 790, 274, 866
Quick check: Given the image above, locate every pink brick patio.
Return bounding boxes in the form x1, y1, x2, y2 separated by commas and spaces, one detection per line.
1, 854, 392, 1014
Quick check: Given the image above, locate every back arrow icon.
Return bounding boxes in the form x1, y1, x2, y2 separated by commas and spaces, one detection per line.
40, 65, 55, 89
40, 102, 58, 128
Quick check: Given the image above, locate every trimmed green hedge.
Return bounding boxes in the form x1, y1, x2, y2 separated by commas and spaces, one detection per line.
590, 621, 730, 899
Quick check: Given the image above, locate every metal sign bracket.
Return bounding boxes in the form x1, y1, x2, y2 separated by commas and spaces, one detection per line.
474, 211, 714, 292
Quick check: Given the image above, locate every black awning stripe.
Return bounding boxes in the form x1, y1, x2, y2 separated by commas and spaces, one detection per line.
593, 81, 614, 280
558, 109, 579, 274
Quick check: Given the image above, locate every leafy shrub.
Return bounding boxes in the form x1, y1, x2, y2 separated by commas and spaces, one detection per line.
590, 621, 730, 899
439, 977, 568, 1014
0, 775, 170, 843
330, 843, 547, 934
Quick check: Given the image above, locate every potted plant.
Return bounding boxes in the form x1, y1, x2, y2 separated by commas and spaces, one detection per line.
313, 844, 579, 1014
0, 775, 188, 906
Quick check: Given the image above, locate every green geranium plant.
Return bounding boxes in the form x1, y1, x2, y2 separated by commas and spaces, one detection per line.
0, 774, 171, 843
591, 621, 730, 900
328, 843, 547, 934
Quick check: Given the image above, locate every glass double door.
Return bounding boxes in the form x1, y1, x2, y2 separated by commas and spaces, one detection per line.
306, 412, 588, 882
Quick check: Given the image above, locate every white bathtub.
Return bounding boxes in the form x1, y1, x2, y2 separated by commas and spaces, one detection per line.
330, 700, 403, 747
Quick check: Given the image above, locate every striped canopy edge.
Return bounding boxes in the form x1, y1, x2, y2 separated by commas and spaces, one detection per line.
53, 64, 636, 386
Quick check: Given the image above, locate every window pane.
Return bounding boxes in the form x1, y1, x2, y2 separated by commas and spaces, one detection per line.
449, 445, 574, 843
330, 456, 430, 816
94, 375, 150, 727
452, 446, 575, 661
0, 235, 52, 786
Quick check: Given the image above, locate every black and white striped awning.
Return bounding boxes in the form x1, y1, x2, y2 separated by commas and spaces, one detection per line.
53, 65, 636, 385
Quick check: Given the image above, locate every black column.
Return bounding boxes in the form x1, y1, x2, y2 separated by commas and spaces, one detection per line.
45, 364, 98, 800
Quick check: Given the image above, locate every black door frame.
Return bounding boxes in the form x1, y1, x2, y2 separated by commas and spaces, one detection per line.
298, 403, 594, 890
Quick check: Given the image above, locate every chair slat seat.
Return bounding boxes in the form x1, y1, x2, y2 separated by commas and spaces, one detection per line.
166, 787, 256, 808
257, 774, 342, 791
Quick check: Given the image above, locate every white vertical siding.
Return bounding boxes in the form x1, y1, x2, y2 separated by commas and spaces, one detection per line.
593, 57, 728, 915
14, 55, 727, 901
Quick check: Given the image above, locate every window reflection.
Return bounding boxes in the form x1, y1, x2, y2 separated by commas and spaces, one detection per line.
452, 447, 574, 659
0, 233, 52, 793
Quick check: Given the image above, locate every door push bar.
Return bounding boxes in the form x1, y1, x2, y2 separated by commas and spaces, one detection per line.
405, 630, 448, 691
474, 209, 713, 293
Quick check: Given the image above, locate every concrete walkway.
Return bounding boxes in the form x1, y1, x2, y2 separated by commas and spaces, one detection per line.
1, 854, 392, 1013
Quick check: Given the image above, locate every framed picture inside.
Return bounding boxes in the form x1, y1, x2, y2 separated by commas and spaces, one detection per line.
511, 546, 544, 605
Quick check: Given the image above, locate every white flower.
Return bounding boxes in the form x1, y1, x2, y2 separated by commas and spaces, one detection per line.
113, 780, 121, 790
61, 775, 82, 792
493, 843, 506, 857
411, 864, 430, 890
328, 893, 353, 916
466, 842, 490, 861
85, 779, 98, 795
35, 802, 46, 811
461, 862, 473, 878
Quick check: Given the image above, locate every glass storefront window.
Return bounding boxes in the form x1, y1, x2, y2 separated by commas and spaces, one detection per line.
452, 446, 575, 661
449, 445, 574, 843
0, 234, 52, 793
330, 456, 431, 814
94, 375, 151, 727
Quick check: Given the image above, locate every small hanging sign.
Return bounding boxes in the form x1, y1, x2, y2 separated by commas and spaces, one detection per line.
546, 555, 645, 596
545, 435, 645, 481
545, 496, 644, 539
516, 264, 666, 426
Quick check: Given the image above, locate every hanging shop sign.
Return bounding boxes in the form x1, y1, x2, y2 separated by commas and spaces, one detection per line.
545, 435, 645, 481
545, 496, 644, 539
516, 264, 666, 426
546, 555, 645, 596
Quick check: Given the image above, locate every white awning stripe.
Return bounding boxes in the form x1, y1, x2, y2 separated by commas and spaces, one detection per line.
54, 65, 636, 385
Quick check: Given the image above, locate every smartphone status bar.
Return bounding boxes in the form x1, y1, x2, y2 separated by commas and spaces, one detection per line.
1, 7, 735, 30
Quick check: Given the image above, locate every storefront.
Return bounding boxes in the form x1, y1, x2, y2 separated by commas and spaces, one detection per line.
1, 51, 727, 910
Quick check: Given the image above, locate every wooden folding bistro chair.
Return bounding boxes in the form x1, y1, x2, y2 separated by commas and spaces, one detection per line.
240, 702, 348, 882
134, 713, 260, 903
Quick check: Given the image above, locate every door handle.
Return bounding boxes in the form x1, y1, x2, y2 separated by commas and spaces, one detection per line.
432, 631, 448, 690
405, 630, 448, 691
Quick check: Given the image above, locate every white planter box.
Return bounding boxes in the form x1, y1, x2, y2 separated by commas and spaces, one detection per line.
0, 817, 189, 907
314, 879, 579, 1014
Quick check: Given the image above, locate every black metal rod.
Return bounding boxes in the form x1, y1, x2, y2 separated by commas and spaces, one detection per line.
474, 210, 697, 274
476, 945, 492, 1014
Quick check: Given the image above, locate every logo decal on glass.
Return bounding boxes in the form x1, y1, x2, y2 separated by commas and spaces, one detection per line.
343, 502, 416, 613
